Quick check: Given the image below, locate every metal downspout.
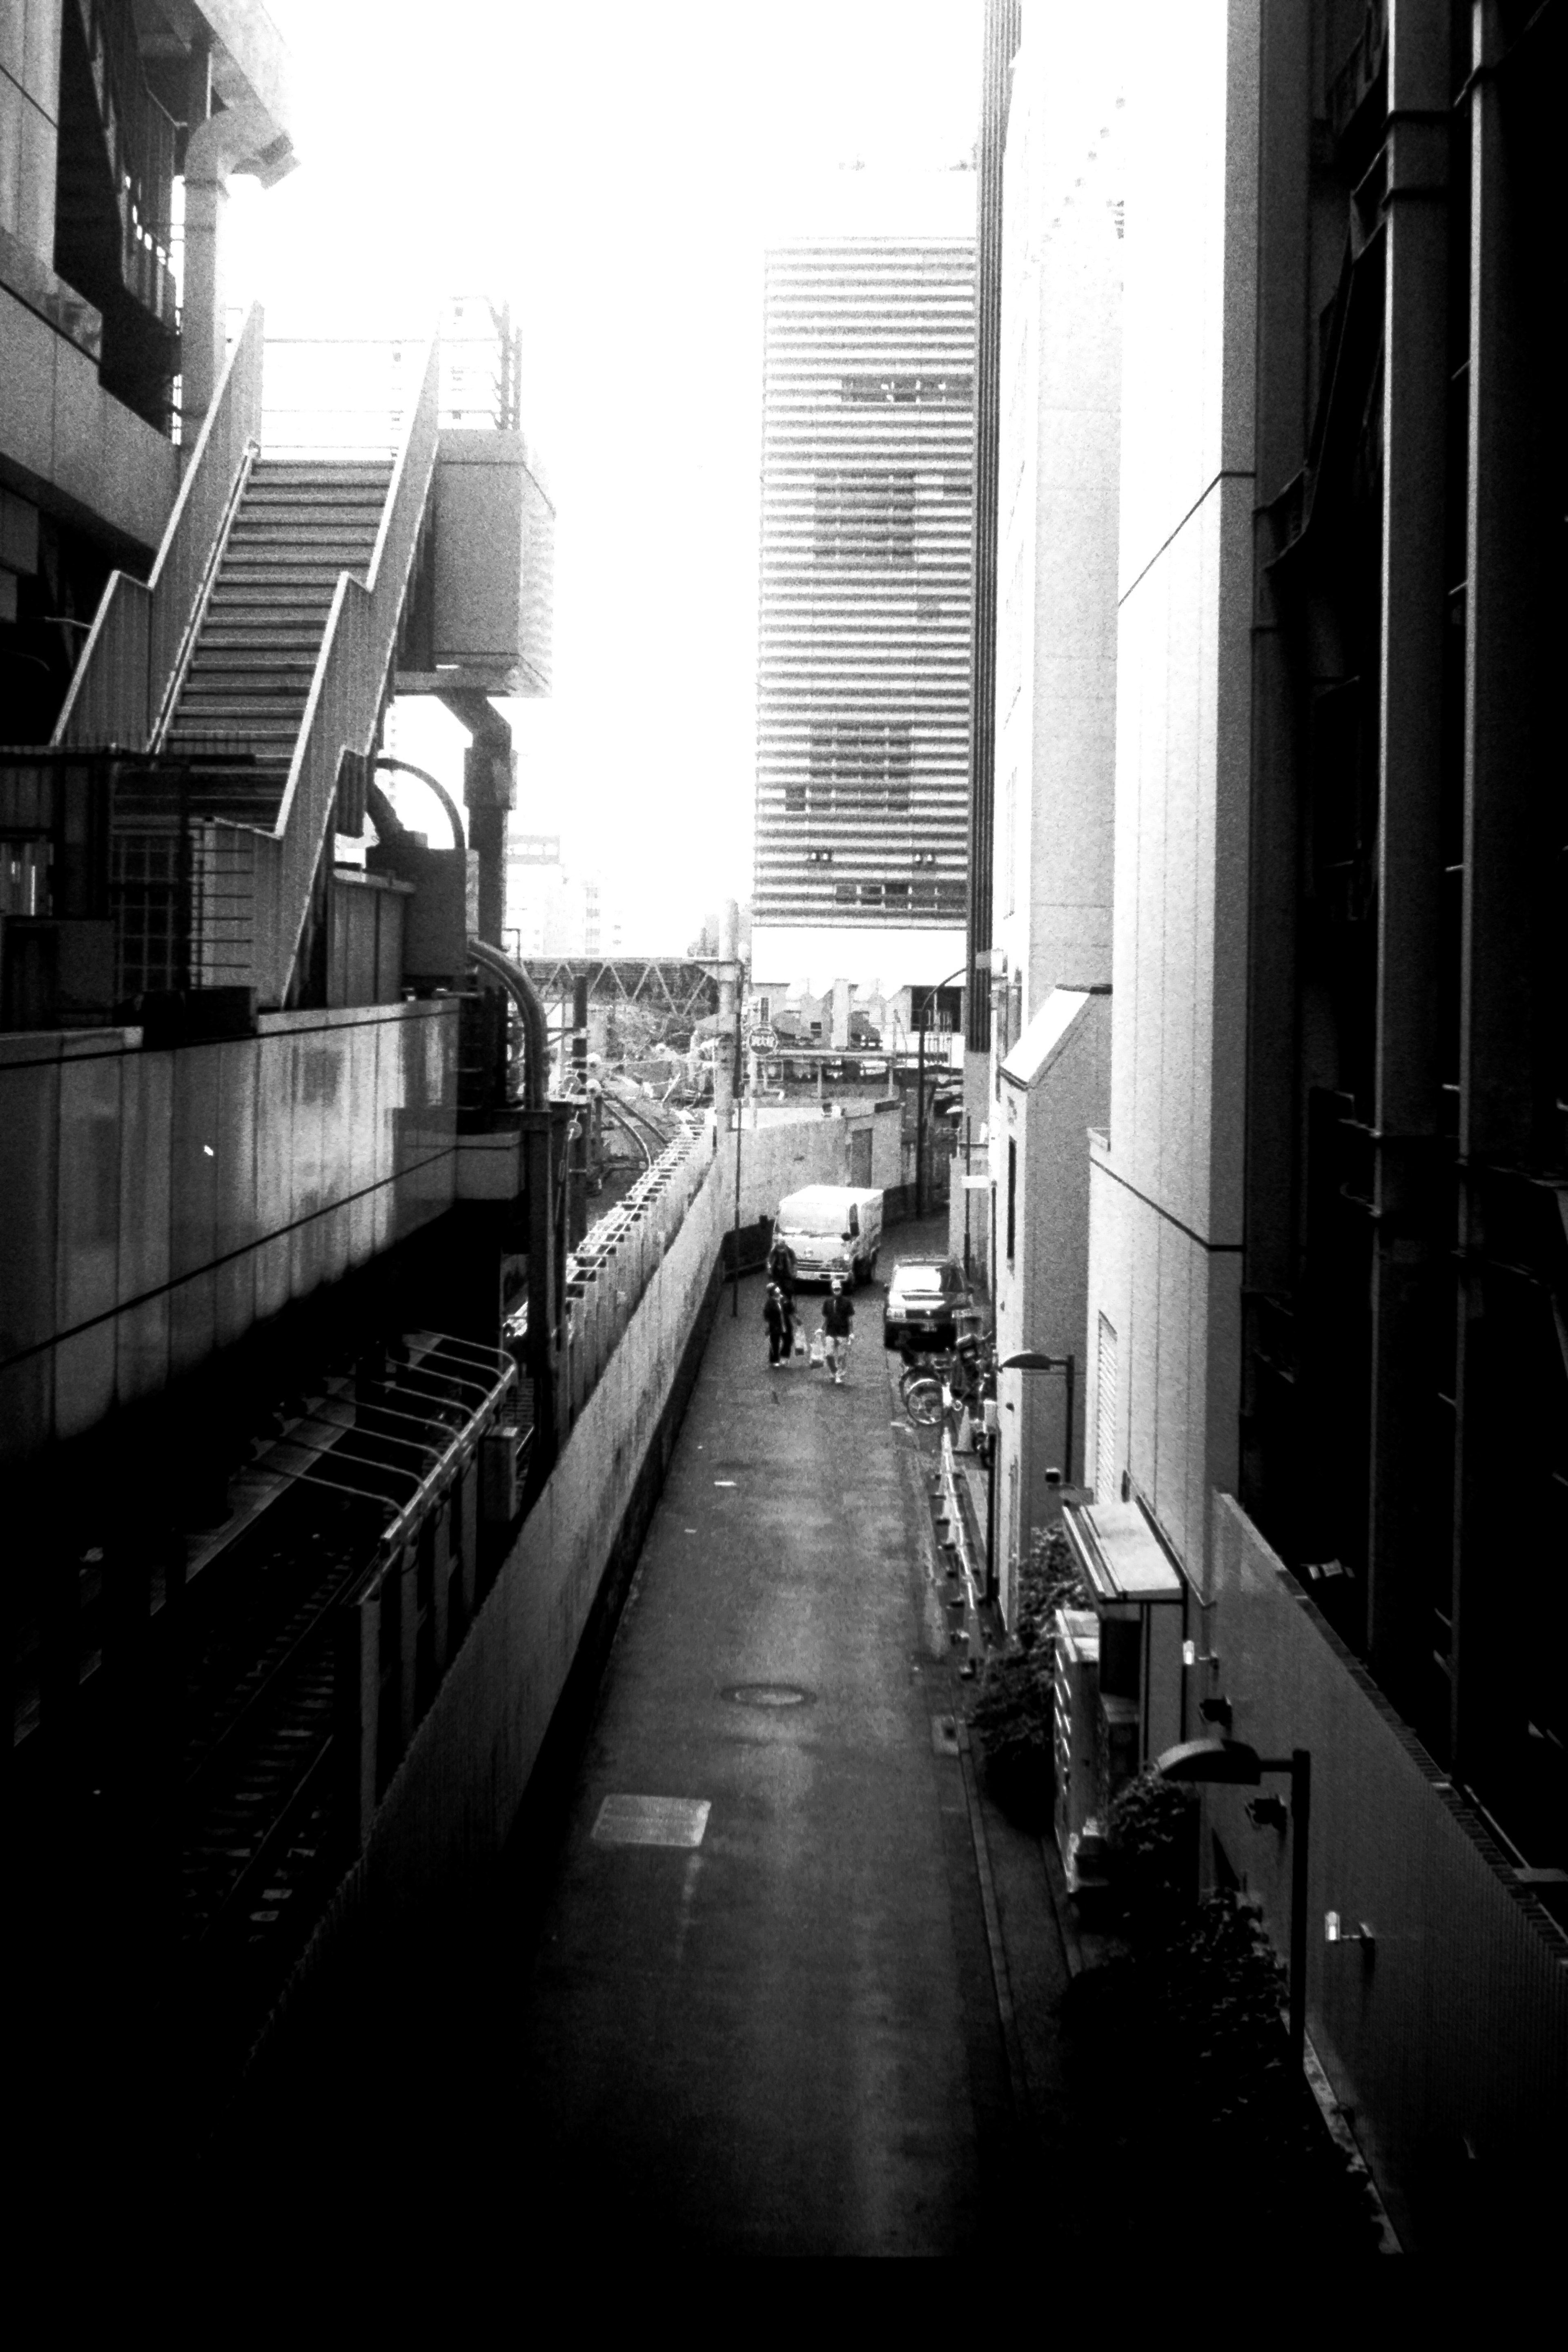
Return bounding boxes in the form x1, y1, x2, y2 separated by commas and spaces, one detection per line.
467, 935, 548, 1114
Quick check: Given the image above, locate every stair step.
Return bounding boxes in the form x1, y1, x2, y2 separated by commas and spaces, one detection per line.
223, 541, 377, 561
185, 657, 321, 678
205, 591, 337, 612
230, 511, 382, 529
187, 639, 322, 655
249, 466, 393, 489
174, 718, 311, 736
244, 483, 389, 502
226, 523, 381, 544
167, 694, 306, 713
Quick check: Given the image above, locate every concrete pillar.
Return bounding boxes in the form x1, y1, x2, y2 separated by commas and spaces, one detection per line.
180, 168, 228, 433
830, 978, 852, 1049
1366, 0, 1452, 1690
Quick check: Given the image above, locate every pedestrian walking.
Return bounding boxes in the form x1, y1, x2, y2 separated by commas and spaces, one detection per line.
766, 1230, 797, 1299
764, 1283, 793, 1368
822, 1276, 854, 1386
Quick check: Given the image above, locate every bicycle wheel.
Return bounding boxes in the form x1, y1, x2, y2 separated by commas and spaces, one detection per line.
903, 1375, 945, 1427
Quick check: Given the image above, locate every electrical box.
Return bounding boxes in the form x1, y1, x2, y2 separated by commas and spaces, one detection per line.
428, 432, 555, 695
366, 841, 472, 984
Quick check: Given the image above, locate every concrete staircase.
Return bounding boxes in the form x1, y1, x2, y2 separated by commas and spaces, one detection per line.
156, 459, 394, 826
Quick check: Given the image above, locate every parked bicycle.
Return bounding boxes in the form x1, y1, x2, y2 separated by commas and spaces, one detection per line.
899, 1332, 995, 1456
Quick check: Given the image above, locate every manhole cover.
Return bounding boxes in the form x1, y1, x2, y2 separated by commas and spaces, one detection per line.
721, 1683, 813, 1709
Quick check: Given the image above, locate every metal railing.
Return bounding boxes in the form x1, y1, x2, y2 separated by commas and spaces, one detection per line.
254, 330, 443, 1004
551, 1115, 711, 1426
53, 305, 265, 753
261, 301, 519, 456
260, 336, 430, 456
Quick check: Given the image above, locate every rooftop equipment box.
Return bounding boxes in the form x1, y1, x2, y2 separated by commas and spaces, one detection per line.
430, 431, 555, 695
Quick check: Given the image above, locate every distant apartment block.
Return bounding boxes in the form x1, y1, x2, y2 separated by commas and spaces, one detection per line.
751, 236, 976, 992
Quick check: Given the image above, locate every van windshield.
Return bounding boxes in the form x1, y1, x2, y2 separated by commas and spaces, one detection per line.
784, 1207, 849, 1236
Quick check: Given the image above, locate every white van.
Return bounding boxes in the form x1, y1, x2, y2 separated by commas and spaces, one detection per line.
774, 1185, 885, 1287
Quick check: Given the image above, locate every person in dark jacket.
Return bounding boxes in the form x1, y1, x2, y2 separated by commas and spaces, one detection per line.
766, 1231, 797, 1298
822, 1276, 854, 1385
764, 1283, 795, 1367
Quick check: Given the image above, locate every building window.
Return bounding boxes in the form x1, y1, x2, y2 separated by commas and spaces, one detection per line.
1096, 1314, 1119, 1501
840, 374, 974, 407
807, 720, 912, 811
813, 470, 915, 567
909, 878, 967, 914
1006, 1140, 1018, 1263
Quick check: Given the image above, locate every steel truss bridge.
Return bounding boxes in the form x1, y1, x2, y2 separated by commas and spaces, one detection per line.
521, 958, 719, 1022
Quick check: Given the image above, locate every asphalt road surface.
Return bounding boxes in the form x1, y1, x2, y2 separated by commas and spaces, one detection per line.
495, 1229, 1031, 2255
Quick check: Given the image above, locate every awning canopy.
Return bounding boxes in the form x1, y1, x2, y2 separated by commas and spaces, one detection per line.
1000, 988, 1091, 1090
1063, 1498, 1183, 1606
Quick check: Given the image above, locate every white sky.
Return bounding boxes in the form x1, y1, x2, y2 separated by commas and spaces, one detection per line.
226, 0, 982, 953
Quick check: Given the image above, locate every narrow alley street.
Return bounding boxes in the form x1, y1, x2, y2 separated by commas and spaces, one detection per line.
231, 1223, 1078, 2259
495, 1236, 1047, 2254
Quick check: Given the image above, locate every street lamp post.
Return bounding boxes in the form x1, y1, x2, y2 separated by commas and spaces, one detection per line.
1156, 1737, 1312, 2085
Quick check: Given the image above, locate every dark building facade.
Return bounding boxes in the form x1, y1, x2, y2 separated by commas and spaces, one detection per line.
1239, 0, 1564, 1896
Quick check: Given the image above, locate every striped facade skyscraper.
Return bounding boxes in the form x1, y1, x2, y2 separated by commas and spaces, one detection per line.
751, 233, 977, 995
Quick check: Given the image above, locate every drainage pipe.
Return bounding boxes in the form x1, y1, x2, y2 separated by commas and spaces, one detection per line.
372, 755, 466, 848
468, 934, 549, 1115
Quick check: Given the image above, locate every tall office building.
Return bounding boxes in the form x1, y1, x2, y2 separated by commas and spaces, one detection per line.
751, 232, 976, 998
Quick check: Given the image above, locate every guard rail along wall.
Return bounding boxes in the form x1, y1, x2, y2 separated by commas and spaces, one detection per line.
256, 1108, 880, 2062
53, 306, 266, 753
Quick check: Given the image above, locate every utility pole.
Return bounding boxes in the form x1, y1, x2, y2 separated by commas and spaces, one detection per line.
568, 973, 589, 1248
716, 901, 746, 1316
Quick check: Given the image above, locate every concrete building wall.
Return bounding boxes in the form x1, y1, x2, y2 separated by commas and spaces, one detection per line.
0, 1001, 459, 1460
992, 15, 1123, 1022
0, 1, 62, 265
748, 922, 967, 1003
0, 285, 178, 555
1203, 1497, 1568, 2250
992, 989, 1109, 1616
984, 7, 1125, 1597
1084, 0, 1258, 1568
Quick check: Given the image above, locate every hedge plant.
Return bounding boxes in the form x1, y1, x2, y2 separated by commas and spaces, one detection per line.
967, 1525, 1089, 1826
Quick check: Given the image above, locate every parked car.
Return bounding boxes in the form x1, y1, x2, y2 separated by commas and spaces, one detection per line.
883, 1257, 970, 1352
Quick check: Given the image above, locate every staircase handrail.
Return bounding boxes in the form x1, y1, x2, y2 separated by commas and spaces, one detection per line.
53, 304, 266, 751
264, 329, 442, 1006
149, 436, 260, 750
